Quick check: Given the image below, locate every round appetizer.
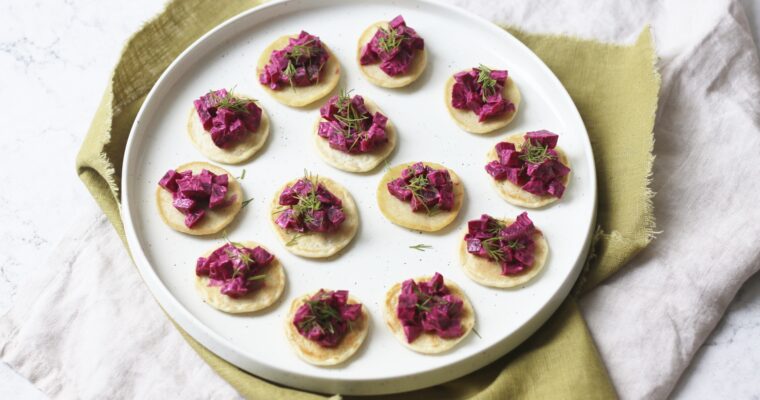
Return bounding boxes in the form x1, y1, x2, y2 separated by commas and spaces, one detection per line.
460, 212, 548, 288
258, 31, 340, 107
314, 89, 396, 172
357, 15, 426, 88
485, 130, 571, 208
187, 88, 270, 164
377, 162, 464, 232
285, 289, 369, 366
384, 273, 475, 354
195, 240, 285, 313
156, 162, 242, 235
444, 65, 521, 134
270, 173, 359, 258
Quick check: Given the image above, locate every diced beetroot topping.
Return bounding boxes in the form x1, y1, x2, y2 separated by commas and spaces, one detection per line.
359, 15, 424, 77
464, 213, 537, 276
451, 65, 515, 122
396, 273, 464, 343
275, 178, 345, 233
196, 243, 274, 298
158, 168, 233, 228
485, 130, 571, 198
184, 210, 205, 229
193, 89, 263, 148
158, 169, 182, 192
259, 31, 329, 90
317, 91, 388, 154
293, 289, 362, 348
386, 162, 455, 214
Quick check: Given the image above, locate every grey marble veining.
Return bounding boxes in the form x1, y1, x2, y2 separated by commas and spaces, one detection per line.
0, 0, 165, 398
0, 0, 758, 398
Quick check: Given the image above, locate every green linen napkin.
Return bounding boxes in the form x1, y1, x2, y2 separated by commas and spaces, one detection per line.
76, 1, 658, 398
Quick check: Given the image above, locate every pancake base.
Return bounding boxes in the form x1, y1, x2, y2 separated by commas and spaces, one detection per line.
186, 100, 270, 164
356, 21, 427, 89
313, 97, 396, 173
269, 176, 359, 258
459, 220, 549, 288
486, 133, 571, 208
284, 292, 369, 366
195, 241, 285, 313
383, 276, 475, 354
376, 162, 464, 232
257, 35, 341, 107
444, 72, 521, 134
155, 162, 243, 236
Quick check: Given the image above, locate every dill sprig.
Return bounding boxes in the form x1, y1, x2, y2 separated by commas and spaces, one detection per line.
279, 171, 324, 245
271, 206, 288, 216
227, 249, 254, 267
412, 286, 433, 312
409, 244, 432, 251
220, 234, 267, 281
477, 64, 498, 102
207, 87, 254, 114
406, 174, 429, 193
292, 171, 322, 222
487, 218, 506, 235
519, 141, 555, 164
293, 190, 322, 217
480, 218, 525, 261
237, 169, 246, 180
247, 274, 267, 282
283, 60, 297, 89
411, 286, 449, 313
378, 26, 405, 53
282, 39, 322, 90
333, 88, 369, 152
222, 231, 247, 250
287, 39, 317, 59
404, 171, 440, 216
285, 233, 304, 247
241, 198, 254, 208
481, 236, 506, 262
336, 88, 352, 111
415, 296, 432, 311
297, 295, 343, 334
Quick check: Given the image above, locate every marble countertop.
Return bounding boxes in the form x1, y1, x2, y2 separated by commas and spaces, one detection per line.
1, 1, 758, 398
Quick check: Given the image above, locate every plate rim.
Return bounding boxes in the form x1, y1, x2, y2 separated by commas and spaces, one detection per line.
120, 0, 598, 394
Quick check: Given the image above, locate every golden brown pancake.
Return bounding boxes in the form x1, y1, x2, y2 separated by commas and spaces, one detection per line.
486, 133, 571, 208
155, 162, 243, 235
284, 292, 369, 366
257, 35, 341, 107
356, 21, 427, 88
383, 276, 475, 354
269, 176, 359, 258
376, 162, 464, 232
444, 71, 521, 134
195, 241, 285, 313
313, 96, 396, 173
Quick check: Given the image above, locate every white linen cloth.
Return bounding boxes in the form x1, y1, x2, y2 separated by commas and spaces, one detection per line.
444, 0, 760, 399
0, 211, 241, 399
2, 0, 759, 399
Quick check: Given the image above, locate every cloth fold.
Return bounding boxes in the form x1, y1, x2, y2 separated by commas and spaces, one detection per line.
0, 210, 242, 399
71, 1, 658, 395
577, 1, 760, 397
77, 0, 265, 241
453, 1, 760, 398
3, 1, 668, 399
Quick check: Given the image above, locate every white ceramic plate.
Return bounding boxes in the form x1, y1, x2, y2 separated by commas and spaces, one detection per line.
121, 0, 596, 395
